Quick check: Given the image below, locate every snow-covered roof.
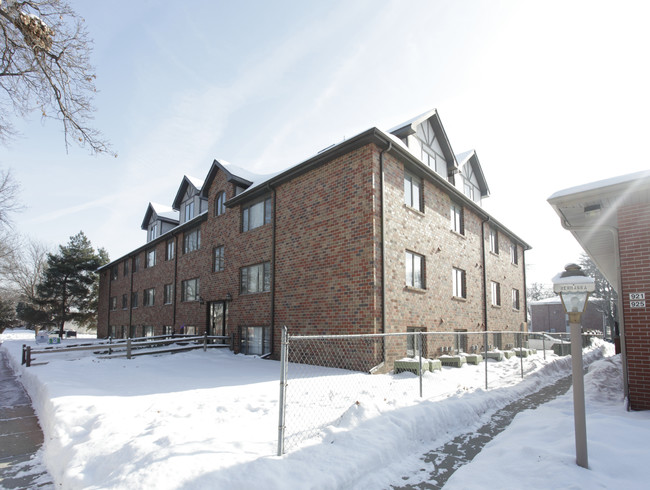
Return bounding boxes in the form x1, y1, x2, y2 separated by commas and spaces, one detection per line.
455, 150, 475, 167
548, 170, 650, 201
186, 175, 204, 190
141, 202, 179, 230
172, 175, 205, 210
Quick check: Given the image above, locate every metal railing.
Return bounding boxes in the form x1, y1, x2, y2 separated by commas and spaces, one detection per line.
277, 328, 603, 454
22, 332, 233, 367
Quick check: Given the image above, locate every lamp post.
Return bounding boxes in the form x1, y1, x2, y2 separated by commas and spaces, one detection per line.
552, 263, 595, 469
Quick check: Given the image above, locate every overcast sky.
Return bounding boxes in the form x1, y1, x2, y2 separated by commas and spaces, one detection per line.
1, 0, 649, 286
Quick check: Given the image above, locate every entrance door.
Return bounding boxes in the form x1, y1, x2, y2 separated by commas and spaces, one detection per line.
209, 301, 227, 341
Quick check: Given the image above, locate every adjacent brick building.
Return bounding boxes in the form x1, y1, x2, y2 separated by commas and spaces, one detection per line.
549, 170, 650, 410
529, 297, 605, 333
98, 109, 530, 371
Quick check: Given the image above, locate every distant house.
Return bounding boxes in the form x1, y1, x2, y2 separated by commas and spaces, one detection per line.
549, 170, 650, 410
97, 109, 530, 371
529, 297, 605, 333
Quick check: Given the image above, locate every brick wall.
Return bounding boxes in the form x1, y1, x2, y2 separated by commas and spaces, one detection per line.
97, 141, 528, 372
619, 202, 650, 410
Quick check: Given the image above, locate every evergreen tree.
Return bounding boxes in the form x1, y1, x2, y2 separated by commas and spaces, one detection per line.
36, 231, 109, 337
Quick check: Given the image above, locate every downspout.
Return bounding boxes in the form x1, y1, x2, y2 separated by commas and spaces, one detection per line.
268, 183, 277, 357
128, 257, 134, 334
522, 246, 528, 325
378, 140, 392, 368
107, 272, 112, 338
559, 220, 630, 409
481, 216, 491, 333
172, 233, 179, 331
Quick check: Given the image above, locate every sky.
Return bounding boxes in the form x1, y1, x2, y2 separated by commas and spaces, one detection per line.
1, 0, 650, 286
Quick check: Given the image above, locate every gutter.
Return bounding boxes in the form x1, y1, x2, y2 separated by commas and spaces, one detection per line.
378, 139, 392, 369
558, 218, 630, 409
481, 216, 490, 332
268, 183, 277, 356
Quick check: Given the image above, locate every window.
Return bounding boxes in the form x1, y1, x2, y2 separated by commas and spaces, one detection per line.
144, 325, 154, 337
145, 248, 156, 268
130, 325, 138, 339
240, 326, 271, 356
144, 288, 155, 306
133, 255, 140, 273
120, 326, 127, 339
149, 223, 158, 241
510, 242, 518, 265
164, 284, 174, 305
452, 268, 466, 298
406, 327, 426, 357
131, 291, 138, 308
405, 251, 425, 289
512, 289, 520, 310
451, 203, 464, 235
215, 191, 226, 216
489, 228, 499, 254
241, 262, 271, 294
121, 294, 128, 309
491, 281, 501, 306
184, 326, 197, 335
214, 246, 225, 272
110, 296, 117, 310
163, 326, 173, 336
242, 196, 272, 232
185, 200, 195, 221
404, 171, 423, 212
110, 266, 118, 281
109, 325, 117, 338
181, 278, 200, 302
166, 239, 175, 261
183, 228, 200, 254
123, 260, 129, 276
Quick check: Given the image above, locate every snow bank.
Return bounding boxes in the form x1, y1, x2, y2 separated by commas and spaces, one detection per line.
0, 330, 619, 489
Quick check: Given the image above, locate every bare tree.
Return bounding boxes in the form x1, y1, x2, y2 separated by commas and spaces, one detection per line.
2, 235, 48, 299
0, 0, 111, 153
0, 168, 22, 228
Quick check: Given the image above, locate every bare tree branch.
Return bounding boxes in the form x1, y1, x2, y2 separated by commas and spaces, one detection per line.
0, 0, 112, 154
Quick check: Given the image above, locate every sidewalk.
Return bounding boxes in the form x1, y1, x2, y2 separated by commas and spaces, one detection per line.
0, 347, 53, 489
393, 373, 574, 489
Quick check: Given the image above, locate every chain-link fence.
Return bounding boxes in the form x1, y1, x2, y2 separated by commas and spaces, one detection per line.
277, 328, 602, 455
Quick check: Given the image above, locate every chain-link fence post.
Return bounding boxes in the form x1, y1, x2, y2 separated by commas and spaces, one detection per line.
418, 331, 423, 398
484, 330, 488, 390
519, 328, 524, 379
542, 333, 546, 360
277, 326, 289, 456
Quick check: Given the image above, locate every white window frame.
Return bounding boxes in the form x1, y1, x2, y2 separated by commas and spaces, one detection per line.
242, 196, 272, 232
145, 248, 156, 268
144, 287, 155, 307
240, 326, 271, 356
452, 267, 466, 298
181, 278, 200, 302
490, 228, 499, 254
164, 284, 174, 305
166, 240, 175, 261
512, 288, 520, 310
491, 281, 501, 306
451, 203, 464, 235
241, 262, 271, 294
183, 228, 200, 254
404, 171, 423, 212
215, 191, 226, 216
184, 200, 195, 221
510, 242, 518, 265
405, 251, 425, 289
214, 245, 225, 272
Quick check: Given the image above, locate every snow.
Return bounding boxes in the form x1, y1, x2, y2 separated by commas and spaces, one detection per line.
1, 329, 647, 489
150, 202, 178, 221
548, 169, 650, 201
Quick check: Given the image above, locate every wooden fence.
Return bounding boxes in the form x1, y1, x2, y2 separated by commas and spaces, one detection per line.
22, 332, 233, 367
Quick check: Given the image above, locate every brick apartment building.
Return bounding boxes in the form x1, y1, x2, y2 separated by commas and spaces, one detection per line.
549, 170, 650, 410
98, 109, 530, 371
529, 297, 605, 333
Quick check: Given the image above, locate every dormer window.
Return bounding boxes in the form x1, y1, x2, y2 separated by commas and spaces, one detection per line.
149, 223, 158, 241
461, 163, 481, 204
185, 201, 195, 221
215, 191, 226, 216
415, 120, 447, 178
